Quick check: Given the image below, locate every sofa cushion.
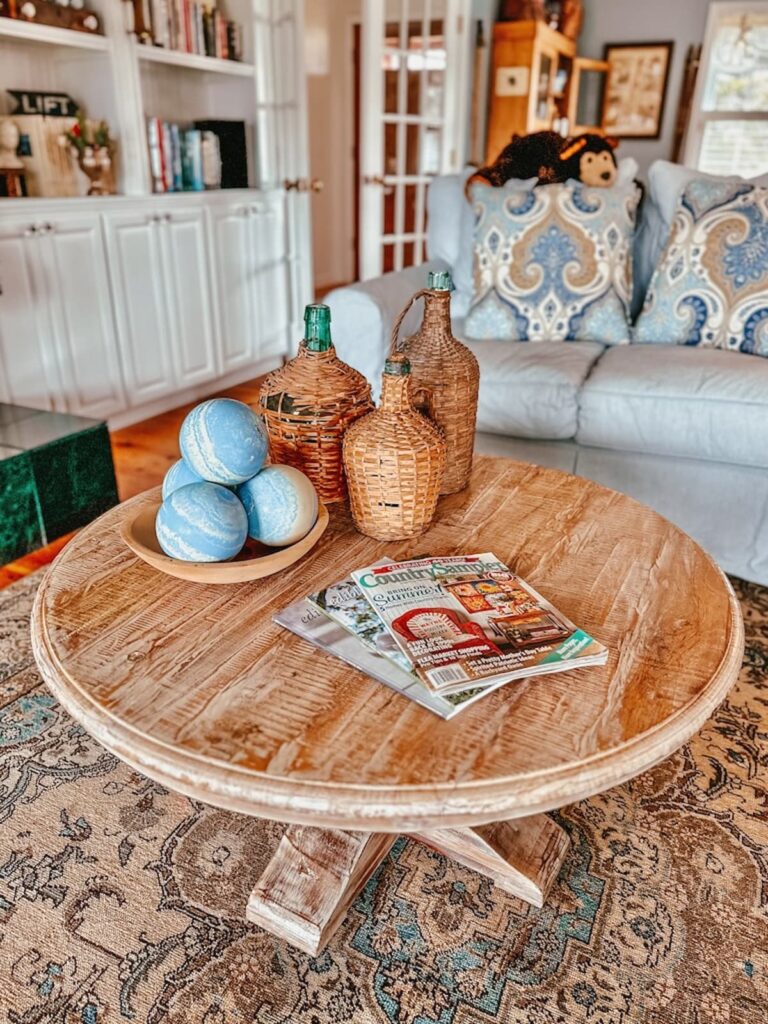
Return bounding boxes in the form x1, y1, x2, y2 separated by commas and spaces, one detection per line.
453, 324, 604, 439
577, 344, 768, 469
634, 180, 768, 356
464, 180, 641, 344
633, 160, 768, 318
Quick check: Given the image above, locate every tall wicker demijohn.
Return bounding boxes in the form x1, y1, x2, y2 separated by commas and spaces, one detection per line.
343, 352, 446, 541
258, 304, 373, 503
403, 270, 480, 494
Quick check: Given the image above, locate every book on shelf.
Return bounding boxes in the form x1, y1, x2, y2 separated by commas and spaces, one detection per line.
274, 553, 608, 718
146, 118, 222, 191
138, 0, 243, 61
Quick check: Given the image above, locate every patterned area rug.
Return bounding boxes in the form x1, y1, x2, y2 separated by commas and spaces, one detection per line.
0, 574, 766, 1024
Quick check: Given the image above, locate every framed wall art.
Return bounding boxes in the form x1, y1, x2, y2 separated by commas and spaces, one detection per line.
602, 41, 674, 139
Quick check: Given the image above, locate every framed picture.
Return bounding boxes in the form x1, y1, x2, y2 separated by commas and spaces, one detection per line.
602, 41, 674, 139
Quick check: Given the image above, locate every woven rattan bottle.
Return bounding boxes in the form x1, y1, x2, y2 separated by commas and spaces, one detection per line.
259, 304, 373, 503
402, 270, 479, 494
343, 352, 446, 541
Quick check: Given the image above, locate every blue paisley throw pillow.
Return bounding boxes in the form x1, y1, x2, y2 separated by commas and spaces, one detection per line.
464, 181, 641, 343
634, 180, 768, 356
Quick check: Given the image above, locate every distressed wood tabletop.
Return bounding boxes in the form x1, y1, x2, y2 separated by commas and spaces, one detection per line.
32, 456, 744, 832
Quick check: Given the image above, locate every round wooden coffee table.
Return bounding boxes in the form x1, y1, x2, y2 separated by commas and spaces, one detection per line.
31, 456, 743, 955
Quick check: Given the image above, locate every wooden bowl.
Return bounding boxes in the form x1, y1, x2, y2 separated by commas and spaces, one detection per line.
120, 500, 329, 584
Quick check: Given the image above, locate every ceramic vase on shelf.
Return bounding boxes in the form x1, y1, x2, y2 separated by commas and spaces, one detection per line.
259, 303, 373, 504
77, 144, 113, 195
402, 270, 479, 494
343, 353, 446, 541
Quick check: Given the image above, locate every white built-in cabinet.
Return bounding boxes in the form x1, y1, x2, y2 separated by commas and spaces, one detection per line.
0, 211, 125, 420
0, 0, 313, 427
105, 205, 218, 403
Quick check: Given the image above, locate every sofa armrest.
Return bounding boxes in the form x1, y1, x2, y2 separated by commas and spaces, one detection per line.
324, 260, 448, 396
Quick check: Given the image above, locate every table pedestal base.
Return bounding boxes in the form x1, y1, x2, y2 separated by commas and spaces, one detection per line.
246, 814, 570, 956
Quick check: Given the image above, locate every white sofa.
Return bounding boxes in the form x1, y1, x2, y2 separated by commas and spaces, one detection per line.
326, 162, 768, 586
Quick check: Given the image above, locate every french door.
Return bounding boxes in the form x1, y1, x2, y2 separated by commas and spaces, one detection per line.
254, 0, 313, 345
360, 0, 471, 280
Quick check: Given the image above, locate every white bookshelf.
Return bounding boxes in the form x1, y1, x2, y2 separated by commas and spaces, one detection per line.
0, 0, 261, 196
0, 2, 313, 431
136, 43, 255, 77
0, 18, 110, 50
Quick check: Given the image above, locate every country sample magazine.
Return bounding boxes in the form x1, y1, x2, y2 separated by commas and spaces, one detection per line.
274, 552, 608, 718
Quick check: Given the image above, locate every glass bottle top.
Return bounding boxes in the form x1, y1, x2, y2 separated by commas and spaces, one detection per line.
427, 270, 454, 292
304, 303, 332, 352
384, 354, 411, 376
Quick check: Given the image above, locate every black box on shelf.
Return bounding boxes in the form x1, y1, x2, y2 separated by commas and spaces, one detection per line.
193, 119, 248, 189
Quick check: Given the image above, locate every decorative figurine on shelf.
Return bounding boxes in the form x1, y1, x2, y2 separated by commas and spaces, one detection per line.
59, 110, 115, 195
12, 0, 101, 33
402, 270, 479, 495
0, 118, 28, 197
343, 344, 446, 541
259, 304, 373, 504
557, 0, 583, 41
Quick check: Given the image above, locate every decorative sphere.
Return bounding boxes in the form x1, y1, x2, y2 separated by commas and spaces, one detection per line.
180, 398, 268, 486
162, 458, 203, 499
237, 465, 318, 547
156, 482, 248, 562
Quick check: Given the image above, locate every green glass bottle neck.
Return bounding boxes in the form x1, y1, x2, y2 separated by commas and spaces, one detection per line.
303, 304, 332, 352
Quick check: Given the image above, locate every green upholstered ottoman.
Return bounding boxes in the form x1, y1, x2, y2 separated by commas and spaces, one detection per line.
0, 404, 118, 563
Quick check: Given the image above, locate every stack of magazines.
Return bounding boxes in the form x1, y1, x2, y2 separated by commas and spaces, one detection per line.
274, 552, 608, 720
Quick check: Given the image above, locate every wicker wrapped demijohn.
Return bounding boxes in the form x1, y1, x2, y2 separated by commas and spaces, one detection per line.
402, 270, 479, 494
343, 352, 446, 541
259, 304, 373, 503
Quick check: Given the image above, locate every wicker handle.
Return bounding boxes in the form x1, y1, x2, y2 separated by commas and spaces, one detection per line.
389, 289, 429, 357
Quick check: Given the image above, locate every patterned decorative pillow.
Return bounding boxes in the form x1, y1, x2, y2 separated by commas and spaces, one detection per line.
464, 181, 640, 343
634, 180, 768, 356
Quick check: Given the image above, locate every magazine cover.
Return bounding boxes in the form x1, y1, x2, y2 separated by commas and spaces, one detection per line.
273, 598, 489, 720
352, 553, 608, 695
309, 564, 412, 673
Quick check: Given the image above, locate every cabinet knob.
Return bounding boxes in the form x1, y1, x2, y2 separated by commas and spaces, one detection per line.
25, 224, 38, 237
41, 223, 55, 234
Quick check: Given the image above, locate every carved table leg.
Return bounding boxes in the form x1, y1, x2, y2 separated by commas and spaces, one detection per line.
247, 815, 569, 955
246, 825, 396, 955
414, 814, 570, 907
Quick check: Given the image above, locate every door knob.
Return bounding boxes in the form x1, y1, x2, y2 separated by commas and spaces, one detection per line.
310, 178, 324, 192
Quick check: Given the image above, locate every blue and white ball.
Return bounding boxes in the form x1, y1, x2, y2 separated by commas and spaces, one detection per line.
180, 399, 268, 486
156, 482, 248, 562
237, 465, 318, 547
162, 458, 203, 499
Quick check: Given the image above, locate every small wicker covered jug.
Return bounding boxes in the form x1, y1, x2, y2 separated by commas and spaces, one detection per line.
343, 352, 446, 541
402, 270, 479, 494
259, 304, 373, 503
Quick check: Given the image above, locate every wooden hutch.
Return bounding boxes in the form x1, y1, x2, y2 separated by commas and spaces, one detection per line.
486, 19, 609, 162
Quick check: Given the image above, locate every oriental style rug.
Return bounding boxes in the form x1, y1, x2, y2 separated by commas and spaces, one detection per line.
0, 573, 766, 1024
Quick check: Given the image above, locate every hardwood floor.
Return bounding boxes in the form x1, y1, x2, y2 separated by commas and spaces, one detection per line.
0, 375, 268, 591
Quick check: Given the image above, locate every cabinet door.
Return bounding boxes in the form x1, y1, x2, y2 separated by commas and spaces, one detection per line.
103, 211, 176, 405
161, 209, 219, 387
249, 196, 292, 363
208, 202, 256, 373
0, 220, 60, 411
40, 215, 126, 420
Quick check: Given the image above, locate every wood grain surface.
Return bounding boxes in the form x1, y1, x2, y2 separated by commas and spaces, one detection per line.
246, 826, 396, 955
31, 457, 744, 831
414, 815, 571, 908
